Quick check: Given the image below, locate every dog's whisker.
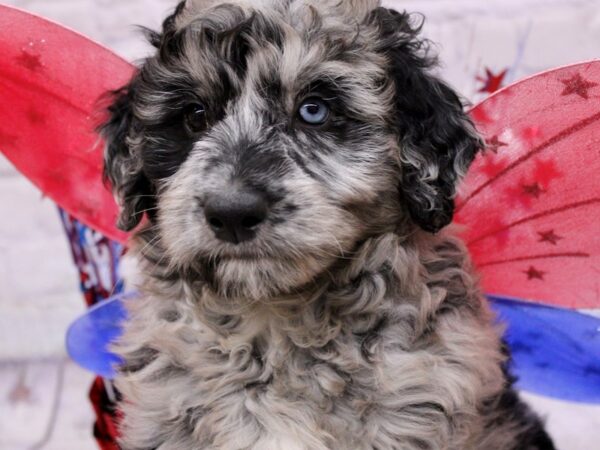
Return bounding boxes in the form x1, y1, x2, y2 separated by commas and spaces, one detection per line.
137, 233, 162, 257
135, 206, 161, 215
123, 194, 159, 199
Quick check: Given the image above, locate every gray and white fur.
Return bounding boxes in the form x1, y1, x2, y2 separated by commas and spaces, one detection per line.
100, 0, 555, 448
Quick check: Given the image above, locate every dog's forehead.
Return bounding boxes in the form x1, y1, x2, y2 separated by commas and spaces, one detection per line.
176, 0, 381, 28
155, 0, 390, 121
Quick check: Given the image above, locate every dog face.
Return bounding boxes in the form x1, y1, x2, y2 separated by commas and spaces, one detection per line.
101, 0, 481, 299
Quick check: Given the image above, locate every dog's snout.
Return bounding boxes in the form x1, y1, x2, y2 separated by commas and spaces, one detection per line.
204, 190, 268, 244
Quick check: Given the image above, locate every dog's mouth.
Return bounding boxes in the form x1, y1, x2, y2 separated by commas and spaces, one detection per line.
216, 248, 264, 260
206, 239, 280, 262
195, 243, 332, 301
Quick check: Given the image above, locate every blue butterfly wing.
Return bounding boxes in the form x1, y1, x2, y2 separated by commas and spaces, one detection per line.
488, 295, 600, 403
66, 292, 600, 403
66, 293, 129, 379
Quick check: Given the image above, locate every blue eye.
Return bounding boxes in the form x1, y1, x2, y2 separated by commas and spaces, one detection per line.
298, 97, 329, 125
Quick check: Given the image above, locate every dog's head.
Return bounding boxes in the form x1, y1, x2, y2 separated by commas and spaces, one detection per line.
101, 0, 481, 299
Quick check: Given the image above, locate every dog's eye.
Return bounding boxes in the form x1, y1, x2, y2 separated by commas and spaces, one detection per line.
298, 98, 329, 125
183, 103, 207, 134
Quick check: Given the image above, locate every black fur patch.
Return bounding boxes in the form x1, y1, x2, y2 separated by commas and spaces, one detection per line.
369, 7, 482, 233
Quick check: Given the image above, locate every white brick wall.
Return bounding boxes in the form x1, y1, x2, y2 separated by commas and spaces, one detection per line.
0, 1, 599, 448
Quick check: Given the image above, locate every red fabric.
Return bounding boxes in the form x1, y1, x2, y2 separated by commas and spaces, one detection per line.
0, 5, 132, 243
89, 377, 120, 450
458, 62, 600, 308
0, 4, 598, 311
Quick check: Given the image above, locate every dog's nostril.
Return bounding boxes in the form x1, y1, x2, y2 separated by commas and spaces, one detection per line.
208, 217, 224, 230
241, 214, 264, 230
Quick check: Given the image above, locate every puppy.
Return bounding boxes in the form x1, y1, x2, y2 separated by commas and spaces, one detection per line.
101, 0, 555, 448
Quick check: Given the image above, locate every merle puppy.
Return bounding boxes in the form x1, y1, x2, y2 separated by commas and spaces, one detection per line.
101, 0, 555, 448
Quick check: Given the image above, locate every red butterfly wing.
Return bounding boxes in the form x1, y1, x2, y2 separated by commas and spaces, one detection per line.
458, 61, 600, 308
1, 6, 598, 308
0, 5, 133, 244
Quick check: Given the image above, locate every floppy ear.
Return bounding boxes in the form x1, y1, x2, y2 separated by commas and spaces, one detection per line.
100, 83, 154, 231
100, 2, 196, 232
370, 7, 483, 233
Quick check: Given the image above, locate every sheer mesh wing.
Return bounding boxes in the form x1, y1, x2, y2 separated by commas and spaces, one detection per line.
0, 5, 133, 244
458, 61, 600, 309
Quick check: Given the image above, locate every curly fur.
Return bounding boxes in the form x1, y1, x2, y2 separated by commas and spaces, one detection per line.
100, 1, 555, 449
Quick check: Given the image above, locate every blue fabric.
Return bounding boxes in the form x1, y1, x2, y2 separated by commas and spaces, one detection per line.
66, 292, 600, 403
66, 293, 130, 378
488, 295, 600, 403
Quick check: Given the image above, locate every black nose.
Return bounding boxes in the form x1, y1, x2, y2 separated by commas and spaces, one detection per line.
204, 190, 268, 244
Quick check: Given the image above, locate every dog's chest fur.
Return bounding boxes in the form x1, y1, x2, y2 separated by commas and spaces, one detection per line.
113, 233, 524, 450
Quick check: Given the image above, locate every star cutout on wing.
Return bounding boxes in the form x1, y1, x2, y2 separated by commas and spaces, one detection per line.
521, 126, 542, 143
533, 158, 562, 188
504, 175, 548, 209
485, 135, 508, 153
481, 157, 509, 177
537, 229, 563, 245
523, 266, 546, 280
487, 216, 511, 248
521, 182, 545, 199
560, 73, 598, 99
15, 50, 42, 72
477, 67, 508, 94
